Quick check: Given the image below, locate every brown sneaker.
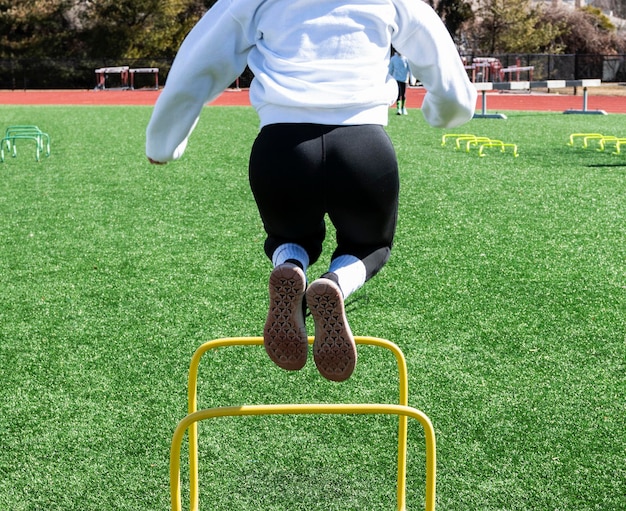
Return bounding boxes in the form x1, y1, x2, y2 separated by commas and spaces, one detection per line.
306, 278, 356, 382
264, 263, 308, 371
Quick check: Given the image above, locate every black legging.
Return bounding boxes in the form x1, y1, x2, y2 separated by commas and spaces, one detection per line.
249, 123, 399, 281
396, 81, 407, 101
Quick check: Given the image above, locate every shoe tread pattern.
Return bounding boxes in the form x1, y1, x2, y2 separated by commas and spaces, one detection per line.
264, 264, 308, 371
306, 279, 356, 382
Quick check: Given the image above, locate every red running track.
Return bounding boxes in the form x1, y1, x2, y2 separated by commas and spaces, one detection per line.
0, 87, 625, 113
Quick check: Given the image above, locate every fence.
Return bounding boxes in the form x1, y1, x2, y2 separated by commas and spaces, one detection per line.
0, 54, 623, 90
461, 53, 626, 82
0, 58, 255, 90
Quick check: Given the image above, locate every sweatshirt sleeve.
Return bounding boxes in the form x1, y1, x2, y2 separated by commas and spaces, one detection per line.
392, 0, 476, 128
146, 0, 253, 162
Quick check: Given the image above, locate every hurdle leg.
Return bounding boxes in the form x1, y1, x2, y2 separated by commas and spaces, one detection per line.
564, 87, 607, 115
472, 90, 507, 120
171, 404, 436, 511
178, 337, 433, 511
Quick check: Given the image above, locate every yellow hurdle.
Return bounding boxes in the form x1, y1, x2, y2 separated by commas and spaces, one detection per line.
612, 138, 626, 155
461, 136, 491, 152
170, 336, 437, 511
596, 135, 619, 152
479, 141, 519, 157
441, 133, 474, 146
567, 133, 604, 147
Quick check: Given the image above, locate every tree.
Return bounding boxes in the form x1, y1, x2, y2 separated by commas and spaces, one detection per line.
468, 0, 567, 54
76, 0, 207, 59
435, 0, 475, 41
590, 0, 626, 19
0, 0, 78, 58
0, 0, 213, 60
542, 5, 626, 54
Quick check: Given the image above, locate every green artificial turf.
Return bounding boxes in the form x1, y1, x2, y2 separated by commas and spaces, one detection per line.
0, 105, 624, 510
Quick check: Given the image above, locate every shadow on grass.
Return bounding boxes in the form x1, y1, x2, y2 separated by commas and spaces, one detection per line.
587, 162, 626, 167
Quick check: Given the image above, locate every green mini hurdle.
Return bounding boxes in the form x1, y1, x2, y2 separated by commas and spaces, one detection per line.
1, 125, 51, 162
169, 336, 437, 511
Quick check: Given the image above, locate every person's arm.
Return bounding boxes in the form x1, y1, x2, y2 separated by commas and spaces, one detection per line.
393, 0, 476, 128
146, 0, 252, 163
388, 56, 397, 77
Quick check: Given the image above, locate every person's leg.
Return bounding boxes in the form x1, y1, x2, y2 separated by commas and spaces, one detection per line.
396, 81, 403, 115
307, 124, 400, 381
398, 81, 408, 114
249, 124, 328, 269
326, 124, 399, 294
249, 124, 327, 370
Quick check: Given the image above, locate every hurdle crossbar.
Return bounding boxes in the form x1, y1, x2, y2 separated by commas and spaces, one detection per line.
473, 79, 606, 119
170, 336, 436, 511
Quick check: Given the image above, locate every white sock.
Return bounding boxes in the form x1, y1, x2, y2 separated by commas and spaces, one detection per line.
271, 243, 309, 272
328, 255, 366, 299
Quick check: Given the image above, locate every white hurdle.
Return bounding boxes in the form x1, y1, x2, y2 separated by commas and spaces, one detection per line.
473, 79, 606, 119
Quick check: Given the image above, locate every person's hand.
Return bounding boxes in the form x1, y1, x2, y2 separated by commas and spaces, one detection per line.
148, 157, 167, 165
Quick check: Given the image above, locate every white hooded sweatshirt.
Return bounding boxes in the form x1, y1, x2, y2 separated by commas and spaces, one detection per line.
146, 0, 476, 162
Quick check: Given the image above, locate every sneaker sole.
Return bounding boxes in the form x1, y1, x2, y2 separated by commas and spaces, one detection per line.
264, 264, 308, 371
306, 278, 356, 382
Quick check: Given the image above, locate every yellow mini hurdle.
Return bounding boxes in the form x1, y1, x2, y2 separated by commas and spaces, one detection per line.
479, 141, 519, 157
567, 133, 604, 147
169, 336, 437, 511
567, 132, 626, 155
611, 138, 626, 154
441, 133, 518, 156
